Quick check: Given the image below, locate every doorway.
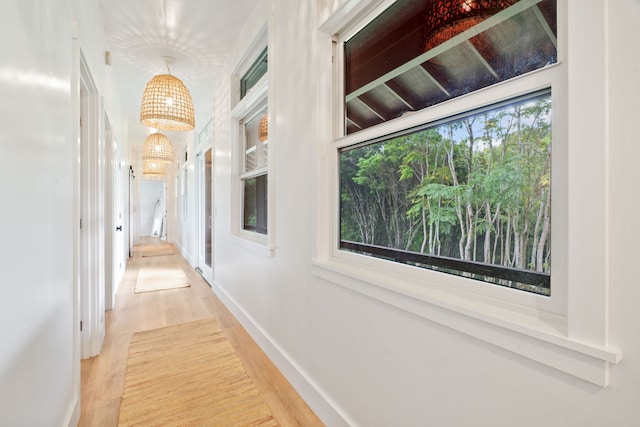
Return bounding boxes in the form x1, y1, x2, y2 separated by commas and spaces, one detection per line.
104, 116, 126, 310
197, 148, 213, 283
139, 180, 167, 239
78, 50, 105, 359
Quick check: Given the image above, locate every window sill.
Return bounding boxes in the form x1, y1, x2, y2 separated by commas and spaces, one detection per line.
231, 232, 274, 257
311, 258, 621, 387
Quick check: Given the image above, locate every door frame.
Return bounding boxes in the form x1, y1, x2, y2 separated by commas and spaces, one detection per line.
77, 49, 105, 359
197, 147, 213, 283
104, 115, 126, 310
104, 114, 114, 311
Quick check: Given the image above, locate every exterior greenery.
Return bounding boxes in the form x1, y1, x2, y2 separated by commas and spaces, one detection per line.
340, 93, 552, 293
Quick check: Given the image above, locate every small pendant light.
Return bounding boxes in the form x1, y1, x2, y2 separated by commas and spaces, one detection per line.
143, 159, 166, 176
142, 132, 174, 163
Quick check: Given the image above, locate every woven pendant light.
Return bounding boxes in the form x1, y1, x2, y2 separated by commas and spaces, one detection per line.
143, 159, 166, 176
140, 57, 195, 131
142, 132, 174, 163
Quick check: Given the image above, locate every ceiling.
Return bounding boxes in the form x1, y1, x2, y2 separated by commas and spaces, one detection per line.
99, 0, 259, 148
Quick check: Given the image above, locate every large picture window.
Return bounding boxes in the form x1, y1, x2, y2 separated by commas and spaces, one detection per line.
337, 0, 557, 296
340, 91, 551, 295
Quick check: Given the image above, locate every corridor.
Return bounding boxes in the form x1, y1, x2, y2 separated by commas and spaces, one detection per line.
78, 238, 322, 426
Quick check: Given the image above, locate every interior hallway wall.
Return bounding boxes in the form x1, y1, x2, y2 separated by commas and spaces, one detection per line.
0, 2, 74, 424
209, 1, 640, 426
2, 0, 66, 425
0, 0, 125, 424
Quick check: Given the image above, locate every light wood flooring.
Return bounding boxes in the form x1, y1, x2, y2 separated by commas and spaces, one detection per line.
78, 238, 323, 426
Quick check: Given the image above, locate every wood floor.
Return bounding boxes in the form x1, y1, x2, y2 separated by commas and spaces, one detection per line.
78, 239, 323, 426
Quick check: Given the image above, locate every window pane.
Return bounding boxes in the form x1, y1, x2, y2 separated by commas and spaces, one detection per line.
244, 108, 268, 173
243, 174, 268, 234
344, 0, 557, 134
340, 92, 551, 295
241, 47, 268, 99
204, 149, 212, 267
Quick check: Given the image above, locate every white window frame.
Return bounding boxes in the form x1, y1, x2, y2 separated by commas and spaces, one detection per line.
240, 104, 269, 234
314, 0, 621, 386
231, 30, 274, 255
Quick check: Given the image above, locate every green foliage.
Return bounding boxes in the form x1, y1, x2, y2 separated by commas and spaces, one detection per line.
340, 95, 552, 275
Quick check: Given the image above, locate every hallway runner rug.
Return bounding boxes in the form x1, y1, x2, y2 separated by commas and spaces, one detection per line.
118, 319, 279, 426
134, 264, 191, 293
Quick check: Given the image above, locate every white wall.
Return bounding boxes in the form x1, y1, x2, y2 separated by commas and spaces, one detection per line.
0, 1, 73, 425
208, 1, 640, 426
0, 0, 127, 424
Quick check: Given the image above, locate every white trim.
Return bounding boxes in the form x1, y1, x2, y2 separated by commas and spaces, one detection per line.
211, 280, 353, 427
231, 75, 268, 121
63, 394, 80, 427
231, 24, 268, 78
78, 49, 105, 359
318, 0, 397, 36
311, 260, 620, 386
231, 233, 273, 257
70, 31, 81, 427
197, 146, 214, 283
331, 73, 565, 316
240, 165, 268, 181
231, 24, 268, 110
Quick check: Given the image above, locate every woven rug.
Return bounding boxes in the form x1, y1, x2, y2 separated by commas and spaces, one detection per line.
134, 264, 190, 293
141, 244, 175, 257
118, 319, 279, 426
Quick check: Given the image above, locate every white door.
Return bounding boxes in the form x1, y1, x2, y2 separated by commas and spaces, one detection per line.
114, 141, 126, 283
198, 148, 213, 283
105, 132, 126, 311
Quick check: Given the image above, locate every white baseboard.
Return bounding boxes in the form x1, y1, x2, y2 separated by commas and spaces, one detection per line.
174, 241, 195, 267
211, 281, 355, 427
63, 394, 80, 427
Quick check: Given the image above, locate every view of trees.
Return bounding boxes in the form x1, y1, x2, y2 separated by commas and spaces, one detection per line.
340, 93, 552, 294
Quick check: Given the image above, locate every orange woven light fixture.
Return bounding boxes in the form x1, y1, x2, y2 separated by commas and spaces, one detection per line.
140, 57, 195, 131
143, 159, 166, 176
142, 132, 174, 163
423, 0, 518, 52
258, 113, 268, 141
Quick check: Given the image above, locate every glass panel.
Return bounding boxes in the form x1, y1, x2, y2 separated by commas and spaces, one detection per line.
244, 108, 268, 173
340, 91, 551, 295
243, 174, 268, 234
204, 149, 212, 267
344, 0, 557, 134
240, 47, 268, 99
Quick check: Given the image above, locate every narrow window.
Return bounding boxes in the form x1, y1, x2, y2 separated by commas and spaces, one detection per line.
240, 47, 268, 100
241, 107, 268, 234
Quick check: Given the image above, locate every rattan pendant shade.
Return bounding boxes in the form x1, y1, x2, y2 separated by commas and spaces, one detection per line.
140, 74, 195, 131
143, 159, 166, 176
142, 132, 174, 163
